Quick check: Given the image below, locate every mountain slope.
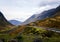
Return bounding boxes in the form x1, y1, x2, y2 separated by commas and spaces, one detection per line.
22, 8, 57, 25
27, 6, 60, 28
22, 14, 39, 25
0, 12, 13, 30
9, 20, 22, 26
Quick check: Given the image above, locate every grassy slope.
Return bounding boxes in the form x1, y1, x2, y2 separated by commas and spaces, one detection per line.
0, 26, 60, 42
15, 26, 60, 42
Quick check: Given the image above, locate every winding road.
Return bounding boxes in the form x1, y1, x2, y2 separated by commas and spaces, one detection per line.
33, 26, 60, 33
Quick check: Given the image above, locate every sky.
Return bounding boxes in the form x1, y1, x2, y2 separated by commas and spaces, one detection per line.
0, 0, 60, 22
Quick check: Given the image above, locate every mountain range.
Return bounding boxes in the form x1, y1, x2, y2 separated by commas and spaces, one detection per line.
6, 5, 60, 40
22, 8, 56, 25
26, 6, 60, 28
0, 5, 60, 42
9, 20, 22, 26
0, 5, 60, 32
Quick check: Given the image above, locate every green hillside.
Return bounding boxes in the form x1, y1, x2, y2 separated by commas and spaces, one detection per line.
1, 26, 60, 42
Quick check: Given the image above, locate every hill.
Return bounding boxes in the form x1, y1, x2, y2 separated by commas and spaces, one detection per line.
0, 12, 13, 31
9, 20, 22, 26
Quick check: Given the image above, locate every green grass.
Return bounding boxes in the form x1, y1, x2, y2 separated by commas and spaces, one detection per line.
15, 26, 60, 42
0, 26, 60, 42
43, 36, 60, 42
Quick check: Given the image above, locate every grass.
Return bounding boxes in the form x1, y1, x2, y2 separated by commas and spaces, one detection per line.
15, 26, 60, 42
0, 26, 60, 42
43, 36, 60, 42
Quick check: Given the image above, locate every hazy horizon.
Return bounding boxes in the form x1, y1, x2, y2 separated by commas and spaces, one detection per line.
0, 0, 60, 22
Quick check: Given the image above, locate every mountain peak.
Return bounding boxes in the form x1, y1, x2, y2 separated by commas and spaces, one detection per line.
0, 11, 12, 27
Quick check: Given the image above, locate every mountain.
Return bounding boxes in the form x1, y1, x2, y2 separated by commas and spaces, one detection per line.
0, 12, 13, 30
22, 8, 56, 25
27, 6, 60, 28
22, 14, 39, 25
1, 5, 59, 42
9, 20, 22, 26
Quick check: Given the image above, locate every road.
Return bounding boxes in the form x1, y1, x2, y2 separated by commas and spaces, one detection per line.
33, 26, 60, 33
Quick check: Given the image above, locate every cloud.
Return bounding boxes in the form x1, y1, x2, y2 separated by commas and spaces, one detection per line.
39, 0, 60, 7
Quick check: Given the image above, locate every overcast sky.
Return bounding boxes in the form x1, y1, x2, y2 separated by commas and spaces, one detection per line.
0, 0, 60, 22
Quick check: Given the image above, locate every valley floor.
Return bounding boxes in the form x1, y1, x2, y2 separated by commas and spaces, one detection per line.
0, 26, 60, 42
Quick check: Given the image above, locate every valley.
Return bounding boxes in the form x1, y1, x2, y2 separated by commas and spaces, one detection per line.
0, 5, 60, 42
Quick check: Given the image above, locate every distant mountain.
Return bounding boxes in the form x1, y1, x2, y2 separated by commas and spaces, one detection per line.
0, 12, 13, 30
9, 20, 22, 26
27, 5, 60, 28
